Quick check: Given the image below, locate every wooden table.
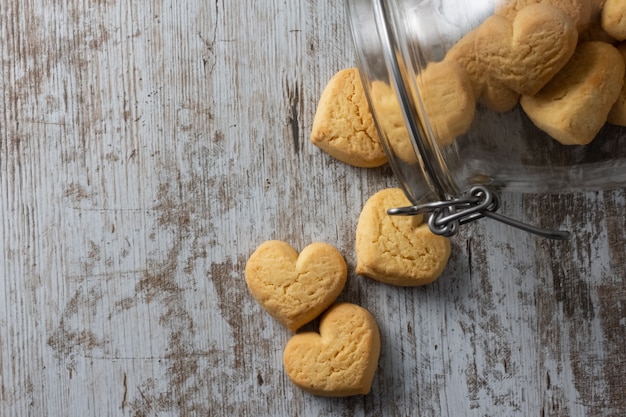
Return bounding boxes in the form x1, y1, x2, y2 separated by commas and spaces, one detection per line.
2, 1, 626, 416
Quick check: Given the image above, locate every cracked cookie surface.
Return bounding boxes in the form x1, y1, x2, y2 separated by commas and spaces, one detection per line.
355, 188, 451, 286
521, 41, 625, 145
245, 240, 347, 331
283, 302, 380, 397
476, 3, 578, 96
310, 68, 387, 168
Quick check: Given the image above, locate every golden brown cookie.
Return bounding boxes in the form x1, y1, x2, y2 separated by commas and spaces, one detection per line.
602, 0, 626, 41
608, 43, 626, 126
445, 28, 520, 113
355, 188, 451, 286
245, 240, 347, 332
521, 42, 626, 145
283, 303, 380, 397
366, 60, 474, 167
368, 81, 416, 164
476, 3, 579, 96
495, 0, 593, 32
310, 68, 387, 168
416, 60, 476, 145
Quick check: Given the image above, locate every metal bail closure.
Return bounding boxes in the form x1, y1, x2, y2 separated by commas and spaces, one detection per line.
387, 185, 571, 240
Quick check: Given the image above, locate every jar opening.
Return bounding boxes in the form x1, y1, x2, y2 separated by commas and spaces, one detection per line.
346, 0, 464, 205
346, 0, 626, 203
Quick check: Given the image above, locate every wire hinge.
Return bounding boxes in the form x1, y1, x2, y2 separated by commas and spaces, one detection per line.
387, 185, 570, 240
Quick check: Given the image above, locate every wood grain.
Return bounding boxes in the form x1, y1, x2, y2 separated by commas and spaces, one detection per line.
1, 1, 625, 416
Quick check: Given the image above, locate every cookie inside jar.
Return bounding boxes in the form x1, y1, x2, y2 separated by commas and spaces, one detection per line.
347, 0, 626, 205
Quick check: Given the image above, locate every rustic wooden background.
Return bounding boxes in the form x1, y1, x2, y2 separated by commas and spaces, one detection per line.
2, 1, 626, 416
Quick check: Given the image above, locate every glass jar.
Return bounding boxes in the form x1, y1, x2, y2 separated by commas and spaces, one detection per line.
345, 0, 626, 238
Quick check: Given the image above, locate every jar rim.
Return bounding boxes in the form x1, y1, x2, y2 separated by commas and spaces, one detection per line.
345, 0, 458, 204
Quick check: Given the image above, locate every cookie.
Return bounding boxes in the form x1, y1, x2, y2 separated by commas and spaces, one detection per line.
445, 28, 520, 113
310, 68, 387, 168
366, 60, 474, 166
416, 60, 476, 145
283, 303, 381, 397
608, 43, 626, 126
521, 41, 626, 145
476, 3, 579, 96
355, 188, 451, 286
602, 0, 626, 41
245, 240, 347, 332
495, 0, 593, 32
368, 81, 417, 164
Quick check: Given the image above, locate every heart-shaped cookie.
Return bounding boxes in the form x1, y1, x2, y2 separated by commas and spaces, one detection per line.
245, 240, 347, 332
310, 68, 387, 168
521, 42, 626, 145
283, 303, 380, 397
476, 3, 578, 95
356, 188, 451, 286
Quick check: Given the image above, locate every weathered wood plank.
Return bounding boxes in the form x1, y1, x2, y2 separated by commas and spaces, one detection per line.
1, 0, 625, 416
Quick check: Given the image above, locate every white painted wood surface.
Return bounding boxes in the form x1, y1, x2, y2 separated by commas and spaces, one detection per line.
2, 1, 626, 416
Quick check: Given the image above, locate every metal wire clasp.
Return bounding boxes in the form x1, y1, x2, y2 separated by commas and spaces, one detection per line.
387, 185, 570, 240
